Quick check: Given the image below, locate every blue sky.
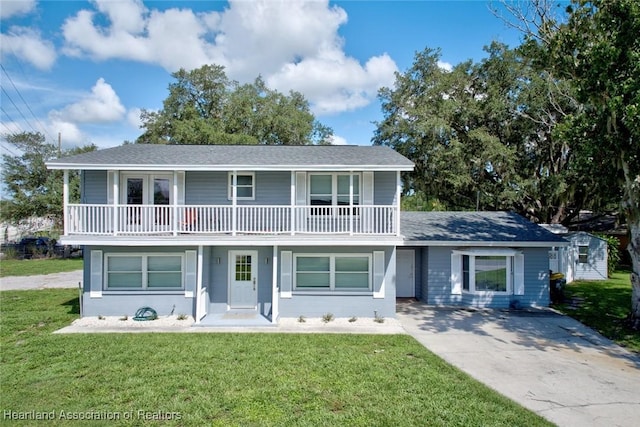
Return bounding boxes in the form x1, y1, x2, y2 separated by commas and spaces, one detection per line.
1, 0, 526, 151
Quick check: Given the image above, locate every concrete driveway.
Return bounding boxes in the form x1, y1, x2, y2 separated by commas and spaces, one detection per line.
0, 270, 82, 291
396, 301, 640, 427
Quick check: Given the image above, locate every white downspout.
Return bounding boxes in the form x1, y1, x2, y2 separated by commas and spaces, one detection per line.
195, 245, 204, 323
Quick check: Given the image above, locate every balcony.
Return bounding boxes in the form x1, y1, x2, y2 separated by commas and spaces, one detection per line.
64, 204, 399, 237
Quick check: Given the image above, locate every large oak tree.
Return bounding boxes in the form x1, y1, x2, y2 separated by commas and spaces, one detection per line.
137, 65, 332, 145
1, 132, 96, 227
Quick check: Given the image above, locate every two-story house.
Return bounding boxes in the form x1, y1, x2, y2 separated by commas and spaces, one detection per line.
48, 144, 413, 325
47, 144, 566, 325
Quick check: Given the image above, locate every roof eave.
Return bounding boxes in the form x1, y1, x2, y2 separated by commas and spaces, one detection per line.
400, 240, 569, 247
46, 163, 415, 172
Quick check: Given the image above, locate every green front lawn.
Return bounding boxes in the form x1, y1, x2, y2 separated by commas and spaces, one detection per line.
0, 289, 551, 426
0, 258, 83, 277
553, 271, 640, 353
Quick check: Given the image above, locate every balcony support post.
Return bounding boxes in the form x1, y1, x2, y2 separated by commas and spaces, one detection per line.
395, 171, 402, 236
349, 173, 354, 236
173, 171, 178, 236
63, 170, 69, 236
290, 172, 295, 235
232, 170, 237, 236
113, 170, 119, 236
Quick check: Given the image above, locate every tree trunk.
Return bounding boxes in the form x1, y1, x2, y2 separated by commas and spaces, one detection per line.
629, 220, 640, 329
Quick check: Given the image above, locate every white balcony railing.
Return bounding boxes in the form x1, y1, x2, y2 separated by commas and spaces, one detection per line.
65, 204, 398, 236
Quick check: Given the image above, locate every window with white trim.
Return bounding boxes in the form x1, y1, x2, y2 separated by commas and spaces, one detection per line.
577, 245, 589, 263
294, 254, 371, 291
462, 255, 510, 293
453, 250, 522, 295
105, 254, 184, 290
120, 173, 172, 206
228, 172, 255, 200
309, 173, 360, 215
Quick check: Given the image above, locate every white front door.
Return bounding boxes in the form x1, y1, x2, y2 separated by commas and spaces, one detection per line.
396, 250, 415, 298
228, 251, 258, 309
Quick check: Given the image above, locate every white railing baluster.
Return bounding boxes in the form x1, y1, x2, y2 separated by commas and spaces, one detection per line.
64, 204, 397, 236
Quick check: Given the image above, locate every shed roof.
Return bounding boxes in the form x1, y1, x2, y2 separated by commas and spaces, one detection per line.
47, 144, 414, 171
401, 211, 567, 247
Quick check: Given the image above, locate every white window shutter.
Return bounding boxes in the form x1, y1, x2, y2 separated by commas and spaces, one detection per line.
514, 253, 525, 295
362, 172, 374, 205
185, 250, 197, 298
281, 251, 292, 298
451, 253, 462, 295
90, 250, 103, 298
373, 251, 385, 299
107, 171, 114, 204
177, 172, 185, 205
295, 172, 306, 205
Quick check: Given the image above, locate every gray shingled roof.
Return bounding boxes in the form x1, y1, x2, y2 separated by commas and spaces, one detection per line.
401, 211, 567, 245
47, 144, 414, 170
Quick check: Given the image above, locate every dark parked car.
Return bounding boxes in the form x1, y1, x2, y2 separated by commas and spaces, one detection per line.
1, 237, 63, 259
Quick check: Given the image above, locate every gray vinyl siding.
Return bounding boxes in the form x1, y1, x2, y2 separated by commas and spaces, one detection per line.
185, 171, 227, 204
82, 246, 197, 317
424, 247, 458, 305
277, 246, 396, 318
374, 171, 396, 205
421, 246, 550, 308
249, 171, 290, 205
207, 246, 273, 319
82, 170, 108, 204
185, 171, 290, 205
81, 170, 396, 206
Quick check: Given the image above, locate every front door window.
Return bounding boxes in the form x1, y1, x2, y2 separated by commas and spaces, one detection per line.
229, 251, 258, 309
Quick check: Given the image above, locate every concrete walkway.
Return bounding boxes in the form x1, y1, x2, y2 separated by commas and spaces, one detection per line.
0, 270, 82, 291
396, 301, 640, 427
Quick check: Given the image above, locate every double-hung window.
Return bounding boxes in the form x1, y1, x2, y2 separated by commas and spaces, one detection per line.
295, 254, 371, 291
577, 245, 589, 263
228, 172, 255, 200
105, 254, 184, 290
309, 173, 360, 215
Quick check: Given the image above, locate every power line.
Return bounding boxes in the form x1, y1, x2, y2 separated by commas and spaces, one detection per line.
1, 120, 21, 135
0, 86, 39, 134
0, 142, 20, 156
0, 64, 56, 142
0, 106, 24, 132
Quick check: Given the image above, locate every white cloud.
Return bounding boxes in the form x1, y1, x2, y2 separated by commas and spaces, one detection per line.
55, 78, 126, 123
329, 135, 347, 145
0, 26, 56, 70
0, 0, 36, 18
60, 0, 398, 115
437, 60, 453, 72
126, 108, 143, 129
46, 118, 85, 146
